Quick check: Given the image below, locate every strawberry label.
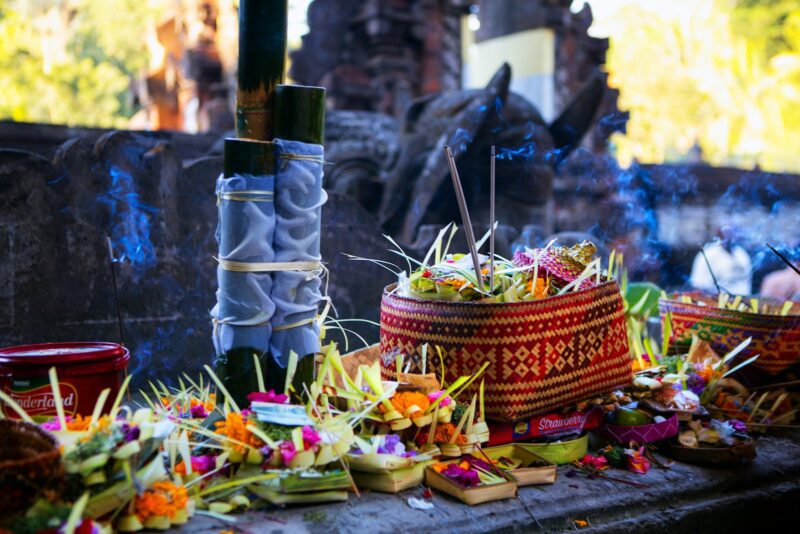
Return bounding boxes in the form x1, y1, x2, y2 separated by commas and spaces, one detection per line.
3, 379, 78, 419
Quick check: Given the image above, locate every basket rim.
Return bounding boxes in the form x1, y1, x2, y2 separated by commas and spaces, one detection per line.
382, 279, 621, 309
0, 420, 61, 471
659, 291, 800, 320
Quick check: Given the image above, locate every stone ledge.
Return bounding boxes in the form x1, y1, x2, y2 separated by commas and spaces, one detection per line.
173, 431, 800, 533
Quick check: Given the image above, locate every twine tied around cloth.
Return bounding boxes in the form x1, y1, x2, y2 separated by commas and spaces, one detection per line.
216, 189, 274, 205
212, 263, 330, 336
278, 152, 331, 171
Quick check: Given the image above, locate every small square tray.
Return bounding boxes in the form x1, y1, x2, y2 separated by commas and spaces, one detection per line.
424, 460, 517, 505
476, 445, 557, 486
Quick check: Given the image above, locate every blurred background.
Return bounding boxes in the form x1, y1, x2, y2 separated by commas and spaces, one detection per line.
2, 0, 798, 172
1, 0, 799, 384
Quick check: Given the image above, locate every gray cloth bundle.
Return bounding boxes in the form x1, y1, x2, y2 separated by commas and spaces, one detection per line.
211, 140, 325, 369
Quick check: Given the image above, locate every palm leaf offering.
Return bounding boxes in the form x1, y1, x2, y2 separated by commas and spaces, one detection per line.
2, 340, 499, 529
354, 225, 610, 303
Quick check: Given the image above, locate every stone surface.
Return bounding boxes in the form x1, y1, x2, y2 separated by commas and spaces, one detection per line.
172, 432, 800, 533
0, 133, 397, 389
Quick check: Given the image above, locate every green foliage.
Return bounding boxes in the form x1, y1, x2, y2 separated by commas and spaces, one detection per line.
603, 0, 800, 173
0, 0, 164, 127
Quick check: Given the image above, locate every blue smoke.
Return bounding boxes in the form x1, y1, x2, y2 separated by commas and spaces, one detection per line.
97, 166, 157, 270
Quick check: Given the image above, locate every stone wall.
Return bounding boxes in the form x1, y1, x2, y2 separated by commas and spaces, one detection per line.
0, 125, 395, 388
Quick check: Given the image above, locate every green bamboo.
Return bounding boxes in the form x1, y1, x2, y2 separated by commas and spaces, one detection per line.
236, 0, 288, 141
274, 85, 326, 144
223, 138, 276, 177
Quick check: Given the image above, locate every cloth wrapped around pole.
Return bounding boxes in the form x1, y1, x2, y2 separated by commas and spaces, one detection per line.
211, 140, 325, 395
270, 139, 327, 367
211, 174, 276, 392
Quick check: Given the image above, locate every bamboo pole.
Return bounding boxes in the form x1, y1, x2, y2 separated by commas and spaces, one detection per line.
274, 85, 326, 144
235, 0, 288, 142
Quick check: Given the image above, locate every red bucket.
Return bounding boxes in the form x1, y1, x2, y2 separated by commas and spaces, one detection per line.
0, 342, 130, 420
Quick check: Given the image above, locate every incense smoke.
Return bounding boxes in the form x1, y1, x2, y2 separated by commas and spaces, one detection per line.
97, 166, 157, 271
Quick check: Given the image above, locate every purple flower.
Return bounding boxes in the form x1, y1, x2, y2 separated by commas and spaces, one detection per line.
190, 404, 209, 418
121, 423, 140, 442
728, 419, 747, 432
377, 434, 404, 456
686, 373, 707, 396
442, 464, 480, 488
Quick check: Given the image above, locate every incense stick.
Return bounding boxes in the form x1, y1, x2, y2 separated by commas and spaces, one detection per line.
444, 146, 484, 291
489, 146, 496, 294
767, 243, 800, 278
700, 248, 723, 295
106, 236, 125, 346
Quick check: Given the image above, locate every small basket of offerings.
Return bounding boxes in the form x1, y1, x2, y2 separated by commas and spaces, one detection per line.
248, 469, 351, 505
347, 435, 433, 493
425, 457, 517, 505
378, 234, 632, 422
515, 433, 590, 465
599, 408, 679, 445
475, 445, 556, 486
0, 420, 63, 514
659, 292, 800, 376
661, 419, 756, 465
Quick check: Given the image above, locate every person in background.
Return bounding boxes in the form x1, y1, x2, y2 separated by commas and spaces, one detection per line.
689, 225, 752, 295
760, 267, 800, 300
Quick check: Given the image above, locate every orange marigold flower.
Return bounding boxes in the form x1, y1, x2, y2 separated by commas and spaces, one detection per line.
698, 365, 714, 382
134, 481, 188, 520
214, 412, 263, 453
433, 423, 467, 445
432, 462, 447, 473
65, 414, 92, 432
380, 391, 431, 417
525, 276, 548, 299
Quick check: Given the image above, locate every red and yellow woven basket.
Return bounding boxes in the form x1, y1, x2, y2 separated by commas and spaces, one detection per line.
660, 293, 800, 376
379, 281, 632, 423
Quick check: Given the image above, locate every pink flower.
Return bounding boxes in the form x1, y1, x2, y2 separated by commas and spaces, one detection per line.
247, 390, 289, 405
279, 441, 297, 465
302, 426, 321, 450
578, 454, 608, 470
41, 416, 73, 431
191, 455, 215, 474
427, 390, 452, 407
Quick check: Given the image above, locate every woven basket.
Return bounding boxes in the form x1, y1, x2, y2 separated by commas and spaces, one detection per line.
380, 280, 632, 422
660, 293, 800, 376
0, 420, 63, 514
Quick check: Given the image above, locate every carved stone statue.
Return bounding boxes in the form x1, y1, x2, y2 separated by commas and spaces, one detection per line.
323, 63, 606, 246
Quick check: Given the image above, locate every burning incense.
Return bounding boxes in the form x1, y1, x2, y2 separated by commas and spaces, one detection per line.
700, 248, 723, 295
444, 146, 484, 291
489, 146, 496, 293
767, 243, 800, 278
106, 236, 125, 346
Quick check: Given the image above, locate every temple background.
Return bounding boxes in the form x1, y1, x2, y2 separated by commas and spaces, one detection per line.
0, 0, 799, 386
